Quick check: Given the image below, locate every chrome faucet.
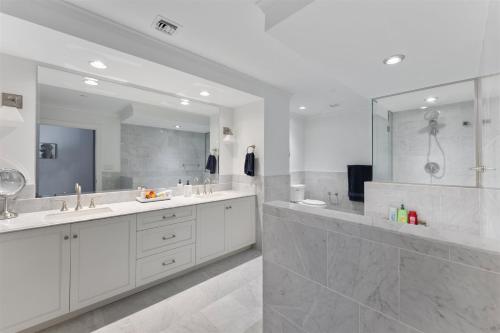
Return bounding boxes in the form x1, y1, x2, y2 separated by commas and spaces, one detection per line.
75, 183, 82, 211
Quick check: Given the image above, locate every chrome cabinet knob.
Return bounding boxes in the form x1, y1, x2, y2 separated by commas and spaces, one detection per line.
64, 235, 69, 240
162, 259, 176, 266
162, 234, 176, 240
73, 234, 78, 239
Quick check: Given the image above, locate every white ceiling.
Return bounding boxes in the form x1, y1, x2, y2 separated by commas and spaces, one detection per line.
62, 0, 369, 114
0, 13, 261, 108
269, 0, 491, 98
375, 80, 475, 116
38, 66, 219, 116
62, 0, 494, 109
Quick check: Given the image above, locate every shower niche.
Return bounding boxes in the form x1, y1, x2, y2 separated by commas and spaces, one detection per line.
373, 74, 500, 187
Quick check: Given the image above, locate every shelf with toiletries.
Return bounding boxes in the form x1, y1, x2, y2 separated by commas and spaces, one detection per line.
388, 204, 428, 227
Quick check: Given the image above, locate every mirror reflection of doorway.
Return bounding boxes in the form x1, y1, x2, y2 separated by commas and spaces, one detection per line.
37, 124, 95, 197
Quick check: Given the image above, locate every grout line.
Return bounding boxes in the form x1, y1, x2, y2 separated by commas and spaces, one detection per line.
266, 259, 402, 325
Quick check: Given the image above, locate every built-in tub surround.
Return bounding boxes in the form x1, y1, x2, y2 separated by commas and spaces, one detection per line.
263, 201, 500, 333
365, 181, 500, 239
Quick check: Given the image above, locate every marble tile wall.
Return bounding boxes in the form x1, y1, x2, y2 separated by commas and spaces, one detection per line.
121, 124, 208, 189
365, 181, 500, 240
263, 202, 500, 333
391, 101, 476, 186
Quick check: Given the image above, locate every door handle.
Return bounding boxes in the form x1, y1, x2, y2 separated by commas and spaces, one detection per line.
469, 166, 497, 172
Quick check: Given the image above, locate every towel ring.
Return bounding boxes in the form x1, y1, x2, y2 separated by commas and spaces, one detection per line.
247, 145, 256, 153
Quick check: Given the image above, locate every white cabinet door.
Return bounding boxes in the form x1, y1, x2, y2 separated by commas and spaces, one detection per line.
225, 197, 256, 252
196, 201, 226, 264
70, 215, 136, 310
0, 225, 70, 333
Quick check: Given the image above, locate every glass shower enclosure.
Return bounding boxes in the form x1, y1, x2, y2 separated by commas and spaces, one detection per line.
372, 74, 500, 188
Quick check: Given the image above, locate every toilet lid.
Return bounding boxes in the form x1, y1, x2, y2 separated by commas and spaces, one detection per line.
302, 199, 326, 206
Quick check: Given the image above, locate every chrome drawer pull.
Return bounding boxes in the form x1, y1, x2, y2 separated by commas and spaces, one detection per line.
162, 259, 176, 266
162, 213, 176, 219
162, 234, 176, 240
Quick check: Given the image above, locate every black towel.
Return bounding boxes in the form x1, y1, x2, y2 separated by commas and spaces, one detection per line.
244, 152, 255, 176
205, 154, 217, 174
347, 165, 372, 202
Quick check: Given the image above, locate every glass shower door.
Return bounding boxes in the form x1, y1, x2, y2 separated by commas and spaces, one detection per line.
478, 74, 500, 188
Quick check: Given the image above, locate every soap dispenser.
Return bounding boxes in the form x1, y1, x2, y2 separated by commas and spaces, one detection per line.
397, 204, 408, 223
184, 180, 192, 197
176, 179, 183, 196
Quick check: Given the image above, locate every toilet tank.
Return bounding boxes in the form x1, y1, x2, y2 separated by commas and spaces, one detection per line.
290, 184, 305, 202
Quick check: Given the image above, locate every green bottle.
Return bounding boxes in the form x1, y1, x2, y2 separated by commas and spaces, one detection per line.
397, 204, 408, 223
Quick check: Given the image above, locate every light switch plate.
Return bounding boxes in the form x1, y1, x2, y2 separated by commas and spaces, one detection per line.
2, 93, 23, 109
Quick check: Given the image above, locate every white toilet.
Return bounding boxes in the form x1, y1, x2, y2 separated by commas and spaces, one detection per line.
290, 184, 327, 208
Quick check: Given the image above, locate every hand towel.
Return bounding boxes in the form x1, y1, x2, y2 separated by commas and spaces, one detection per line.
244, 152, 255, 176
347, 165, 372, 202
205, 154, 217, 174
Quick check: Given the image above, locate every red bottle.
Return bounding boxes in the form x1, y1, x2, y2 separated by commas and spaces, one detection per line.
408, 211, 418, 225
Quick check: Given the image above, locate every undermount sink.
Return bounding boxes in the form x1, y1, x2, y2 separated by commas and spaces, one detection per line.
44, 207, 114, 222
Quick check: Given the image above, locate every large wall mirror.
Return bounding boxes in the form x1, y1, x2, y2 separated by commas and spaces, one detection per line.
373, 74, 500, 188
36, 66, 220, 197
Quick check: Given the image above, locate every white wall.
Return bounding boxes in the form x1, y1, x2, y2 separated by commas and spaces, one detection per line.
0, 54, 37, 195
289, 114, 305, 172
232, 100, 265, 176
303, 110, 371, 172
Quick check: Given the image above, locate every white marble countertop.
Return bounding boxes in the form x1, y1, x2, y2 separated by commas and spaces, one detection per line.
0, 191, 255, 234
265, 201, 500, 255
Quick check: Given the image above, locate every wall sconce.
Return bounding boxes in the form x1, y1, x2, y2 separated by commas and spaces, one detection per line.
0, 93, 24, 128
222, 126, 235, 143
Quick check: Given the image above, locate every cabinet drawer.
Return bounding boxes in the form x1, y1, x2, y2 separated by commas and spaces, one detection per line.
137, 206, 196, 230
137, 220, 195, 258
136, 245, 195, 286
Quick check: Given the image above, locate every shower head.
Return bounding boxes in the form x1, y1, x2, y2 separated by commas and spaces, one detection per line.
424, 109, 440, 121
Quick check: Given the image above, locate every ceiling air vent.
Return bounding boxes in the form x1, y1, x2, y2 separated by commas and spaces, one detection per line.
153, 15, 180, 35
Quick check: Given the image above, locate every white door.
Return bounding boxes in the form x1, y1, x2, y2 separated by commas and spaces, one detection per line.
225, 197, 256, 252
0, 225, 70, 333
196, 201, 226, 264
70, 215, 136, 310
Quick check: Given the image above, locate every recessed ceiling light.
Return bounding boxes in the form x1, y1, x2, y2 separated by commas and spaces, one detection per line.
180, 99, 190, 106
425, 96, 438, 103
200, 91, 210, 97
299, 106, 306, 110
83, 77, 98, 86
175, 125, 181, 129
383, 54, 405, 65
420, 106, 428, 109
89, 60, 107, 69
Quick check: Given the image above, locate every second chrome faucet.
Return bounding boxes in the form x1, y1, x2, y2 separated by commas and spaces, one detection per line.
75, 183, 83, 211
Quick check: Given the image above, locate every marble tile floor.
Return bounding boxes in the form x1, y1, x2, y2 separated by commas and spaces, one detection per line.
39, 249, 262, 333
